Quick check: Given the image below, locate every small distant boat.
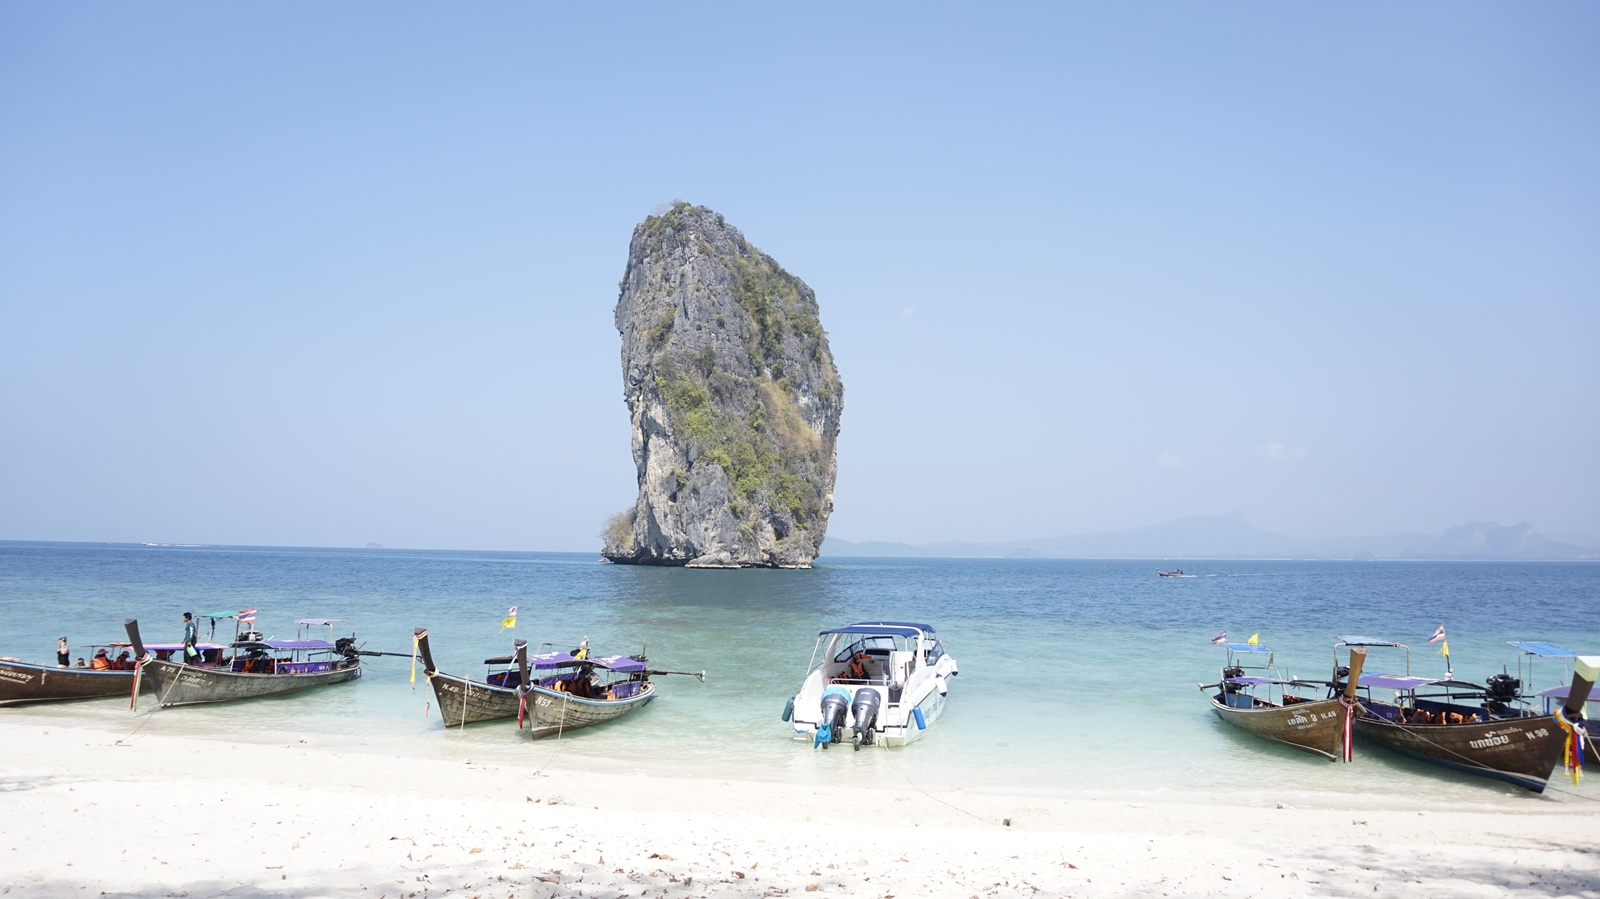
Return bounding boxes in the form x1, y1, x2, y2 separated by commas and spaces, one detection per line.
516, 644, 701, 739
1157, 569, 1195, 578
785, 621, 958, 750
414, 629, 528, 727
1340, 637, 1597, 793
125, 617, 362, 708
1200, 639, 1366, 761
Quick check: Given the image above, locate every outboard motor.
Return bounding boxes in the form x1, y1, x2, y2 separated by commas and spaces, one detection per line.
1221, 664, 1245, 695
816, 686, 851, 750
1484, 671, 1520, 711
334, 636, 359, 661
850, 688, 882, 751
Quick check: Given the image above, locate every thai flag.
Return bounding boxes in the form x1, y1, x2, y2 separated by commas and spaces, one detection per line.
238, 608, 257, 623
1428, 624, 1446, 644
1210, 631, 1227, 644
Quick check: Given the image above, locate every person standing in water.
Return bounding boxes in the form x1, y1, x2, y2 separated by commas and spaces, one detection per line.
57, 637, 70, 668
182, 612, 199, 665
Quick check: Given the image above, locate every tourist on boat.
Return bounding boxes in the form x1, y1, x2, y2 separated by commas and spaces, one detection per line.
90, 649, 111, 669
73, 657, 87, 668
57, 637, 69, 668
115, 651, 133, 670
181, 612, 199, 666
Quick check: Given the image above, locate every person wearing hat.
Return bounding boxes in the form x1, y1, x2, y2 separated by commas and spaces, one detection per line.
116, 650, 133, 670
90, 648, 111, 670
57, 637, 70, 668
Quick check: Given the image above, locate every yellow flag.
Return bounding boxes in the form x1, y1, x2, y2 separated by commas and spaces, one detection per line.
1440, 639, 1449, 658
500, 605, 518, 630
1247, 633, 1260, 645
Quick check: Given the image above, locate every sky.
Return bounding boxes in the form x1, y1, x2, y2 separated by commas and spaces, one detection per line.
2, 3, 1597, 550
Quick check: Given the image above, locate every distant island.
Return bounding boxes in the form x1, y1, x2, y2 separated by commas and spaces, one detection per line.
822, 513, 1598, 561
601, 203, 843, 569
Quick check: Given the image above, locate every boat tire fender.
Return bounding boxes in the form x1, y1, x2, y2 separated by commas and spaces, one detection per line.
782, 696, 795, 722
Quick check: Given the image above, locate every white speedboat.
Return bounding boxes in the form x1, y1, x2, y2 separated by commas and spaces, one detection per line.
783, 621, 957, 750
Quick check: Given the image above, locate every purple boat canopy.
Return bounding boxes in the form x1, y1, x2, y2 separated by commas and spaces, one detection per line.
1224, 676, 1280, 686
295, 618, 343, 626
529, 651, 577, 669
522, 651, 645, 672
106, 641, 229, 652
1358, 673, 1440, 691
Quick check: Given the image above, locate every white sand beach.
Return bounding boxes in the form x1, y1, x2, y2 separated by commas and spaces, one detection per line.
3, 717, 1597, 899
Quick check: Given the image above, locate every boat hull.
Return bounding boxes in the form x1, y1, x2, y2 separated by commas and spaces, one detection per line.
1208, 694, 1349, 761
0, 659, 145, 706
1353, 710, 1565, 792
141, 659, 361, 708
522, 682, 655, 739
428, 671, 521, 726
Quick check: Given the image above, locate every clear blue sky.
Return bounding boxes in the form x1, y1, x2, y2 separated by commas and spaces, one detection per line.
2, 3, 1596, 550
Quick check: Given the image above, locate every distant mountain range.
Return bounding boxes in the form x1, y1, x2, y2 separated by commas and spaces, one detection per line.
820, 513, 1598, 561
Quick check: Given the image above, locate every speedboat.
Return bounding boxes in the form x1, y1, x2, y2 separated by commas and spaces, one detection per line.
1157, 569, 1194, 578
783, 621, 957, 750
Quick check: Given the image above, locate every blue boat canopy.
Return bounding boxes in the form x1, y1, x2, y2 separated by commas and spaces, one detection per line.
1358, 673, 1439, 691
1508, 641, 1576, 657
1338, 636, 1406, 647
819, 624, 925, 639
1224, 643, 1272, 653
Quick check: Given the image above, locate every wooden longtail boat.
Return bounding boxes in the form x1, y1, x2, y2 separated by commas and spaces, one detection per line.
1, 658, 138, 705
1516, 641, 1599, 768
1, 639, 226, 706
415, 629, 527, 727
126, 618, 361, 708
1339, 637, 1598, 793
1201, 640, 1366, 760
514, 644, 702, 740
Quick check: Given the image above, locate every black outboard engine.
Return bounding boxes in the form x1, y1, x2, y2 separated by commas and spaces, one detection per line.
816, 688, 850, 750
334, 636, 359, 661
850, 688, 882, 751
1484, 672, 1520, 712
1221, 664, 1245, 695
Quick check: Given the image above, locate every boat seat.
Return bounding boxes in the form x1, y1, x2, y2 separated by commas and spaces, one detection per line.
1225, 692, 1254, 709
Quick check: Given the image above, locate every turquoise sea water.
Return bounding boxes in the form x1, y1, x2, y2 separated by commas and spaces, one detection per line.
2, 541, 1597, 805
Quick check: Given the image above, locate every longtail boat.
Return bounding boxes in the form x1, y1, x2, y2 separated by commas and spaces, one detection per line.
414, 628, 528, 726
1, 640, 224, 706
1515, 640, 1599, 767
1340, 637, 1597, 793
514, 642, 703, 740
1200, 639, 1366, 761
126, 617, 361, 708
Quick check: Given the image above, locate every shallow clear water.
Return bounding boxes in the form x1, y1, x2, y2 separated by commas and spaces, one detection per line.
2, 542, 1596, 806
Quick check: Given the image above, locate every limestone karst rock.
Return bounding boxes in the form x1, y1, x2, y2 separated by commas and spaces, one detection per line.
601, 203, 843, 568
